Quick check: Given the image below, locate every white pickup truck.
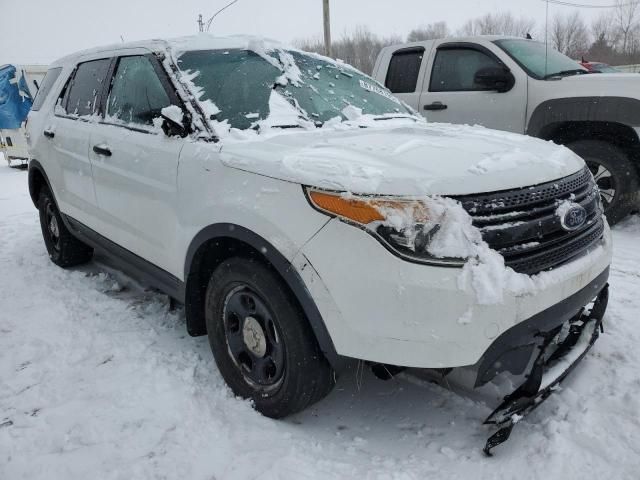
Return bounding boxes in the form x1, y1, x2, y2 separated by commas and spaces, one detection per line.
373, 36, 640, 224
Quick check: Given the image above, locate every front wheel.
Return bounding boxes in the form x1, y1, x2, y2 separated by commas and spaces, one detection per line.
566, 140, 639, 225
205, 257, 335, 418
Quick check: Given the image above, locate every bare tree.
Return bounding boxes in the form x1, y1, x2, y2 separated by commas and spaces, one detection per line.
459, 13, 535, 37
407, 22, 449, 42
295, 26, 401, 74
592, 13, 617, 47
551, 11, 590, 59
613, 0, 640, 56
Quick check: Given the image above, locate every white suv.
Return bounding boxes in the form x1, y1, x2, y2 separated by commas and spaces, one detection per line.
26, 35, 612, 453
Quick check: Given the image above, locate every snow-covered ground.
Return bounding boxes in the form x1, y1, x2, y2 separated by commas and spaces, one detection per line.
1, 162, 639, 479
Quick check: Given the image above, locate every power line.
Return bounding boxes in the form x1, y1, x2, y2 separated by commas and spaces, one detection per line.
205, 0, 240, 32
542, 0, 638, 8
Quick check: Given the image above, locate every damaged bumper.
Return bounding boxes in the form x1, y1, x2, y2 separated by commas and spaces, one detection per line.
481, 281, 609, 455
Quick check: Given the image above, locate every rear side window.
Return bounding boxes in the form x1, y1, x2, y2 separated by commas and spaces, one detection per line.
107, 55, 171, 126
60, 59, 111, 117
31, 67, 62, 111
430, 48, 502, 92
385, 49, 424, 94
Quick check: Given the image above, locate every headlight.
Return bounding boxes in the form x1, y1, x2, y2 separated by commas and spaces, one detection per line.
305, 188, 466, 266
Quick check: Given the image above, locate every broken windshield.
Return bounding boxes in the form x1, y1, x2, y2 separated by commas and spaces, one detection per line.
176, 49, 413, 131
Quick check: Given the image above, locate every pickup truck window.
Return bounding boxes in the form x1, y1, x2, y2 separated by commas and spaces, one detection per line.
60, 59, 111, 117
177, 49, 411, 130
385, 48, 424, 93
494, 39, 588, 79
430, 48, 502, 92
107, 56, 171, 126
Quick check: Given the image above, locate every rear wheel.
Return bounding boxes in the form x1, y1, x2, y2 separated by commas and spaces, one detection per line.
38, 186, 93, 267
566, 140, 639, 225
205, 257, 335, 418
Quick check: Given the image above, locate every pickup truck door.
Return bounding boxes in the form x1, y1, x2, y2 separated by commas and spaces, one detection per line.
380, 46, 432, 111
88, 53, 184, 277
418, 41, 527, 133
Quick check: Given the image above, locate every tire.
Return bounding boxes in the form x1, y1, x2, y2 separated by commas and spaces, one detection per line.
205, 257, 335, 418
38, 186, 93, 267
566, 139, 639, 225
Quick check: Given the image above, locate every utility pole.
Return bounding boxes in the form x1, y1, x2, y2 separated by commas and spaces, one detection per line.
323, 0, 332, 57
197, 14, 204, 32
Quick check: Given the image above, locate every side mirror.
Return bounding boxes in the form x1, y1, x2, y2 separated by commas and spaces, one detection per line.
160, 105, 190, 138
474, 66, 515, 93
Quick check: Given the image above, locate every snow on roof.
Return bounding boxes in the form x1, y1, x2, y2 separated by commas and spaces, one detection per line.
51, 34, 291, 66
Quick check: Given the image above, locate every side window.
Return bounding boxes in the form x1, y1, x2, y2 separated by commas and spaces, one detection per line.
31, 67, 62, 111
107, 56, 171, 126
61, 59, 111, 117
385, 49, 424, 94
430, 48, 502, 92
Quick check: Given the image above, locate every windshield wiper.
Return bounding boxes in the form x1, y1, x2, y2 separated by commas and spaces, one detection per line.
372, 114, 419, 122
270, 124, 305, 129
543, 69, 590, 80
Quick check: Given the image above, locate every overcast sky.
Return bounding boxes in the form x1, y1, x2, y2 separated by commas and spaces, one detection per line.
2, 0, 603, 65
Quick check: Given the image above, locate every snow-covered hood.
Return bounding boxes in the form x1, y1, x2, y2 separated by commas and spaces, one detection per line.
219, 122, 585, 196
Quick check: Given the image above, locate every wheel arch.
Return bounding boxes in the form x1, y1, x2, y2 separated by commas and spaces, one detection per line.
526, 96, 640, 140
28, 160, 54, 208
183, 223, 339, 366
527, 97, 640, 168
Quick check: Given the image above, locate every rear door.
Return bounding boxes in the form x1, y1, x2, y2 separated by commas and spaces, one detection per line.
382, 47, 428, 110
418, 42, 527, 133
48, 58, 112, 225
89, 52, 185, 276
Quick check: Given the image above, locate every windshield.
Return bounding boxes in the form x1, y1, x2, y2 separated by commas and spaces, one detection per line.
494, 39, 588, 79
176, 49, 412, 130
592, 63, 621, 73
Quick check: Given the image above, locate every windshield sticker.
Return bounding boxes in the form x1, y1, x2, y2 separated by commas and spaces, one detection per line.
358, 80, 400, 104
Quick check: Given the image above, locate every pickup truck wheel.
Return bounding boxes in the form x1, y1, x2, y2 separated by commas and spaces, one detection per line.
38, 186, 93, 267
566, 139, 639, 225
205, 257, 335, 418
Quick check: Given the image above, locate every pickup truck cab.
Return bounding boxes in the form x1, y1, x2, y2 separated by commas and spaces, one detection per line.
374, 36, 640, 223
26, 35, 611, 451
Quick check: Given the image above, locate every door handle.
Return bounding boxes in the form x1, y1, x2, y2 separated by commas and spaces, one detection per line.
424, 102, 448, 111
93, 144, 112, 157
43, 129, 55, 139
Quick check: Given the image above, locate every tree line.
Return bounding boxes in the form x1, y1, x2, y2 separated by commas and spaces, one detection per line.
295, 1, 640, 74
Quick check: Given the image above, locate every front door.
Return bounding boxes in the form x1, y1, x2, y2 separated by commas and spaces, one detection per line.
89, 53, 185, 276
419, 43, 527, 133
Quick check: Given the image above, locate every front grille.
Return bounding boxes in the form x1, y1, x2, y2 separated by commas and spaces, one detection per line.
453, 167, 605, 275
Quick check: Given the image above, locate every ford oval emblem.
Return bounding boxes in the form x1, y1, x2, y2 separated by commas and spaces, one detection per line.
561, 204, 587, 231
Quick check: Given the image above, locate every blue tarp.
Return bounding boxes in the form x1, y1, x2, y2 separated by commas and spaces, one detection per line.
0, 65, 33, 130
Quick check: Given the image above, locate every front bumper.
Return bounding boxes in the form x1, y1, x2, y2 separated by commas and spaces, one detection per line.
293, 217, 613, 369
482, 283, 608, 455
